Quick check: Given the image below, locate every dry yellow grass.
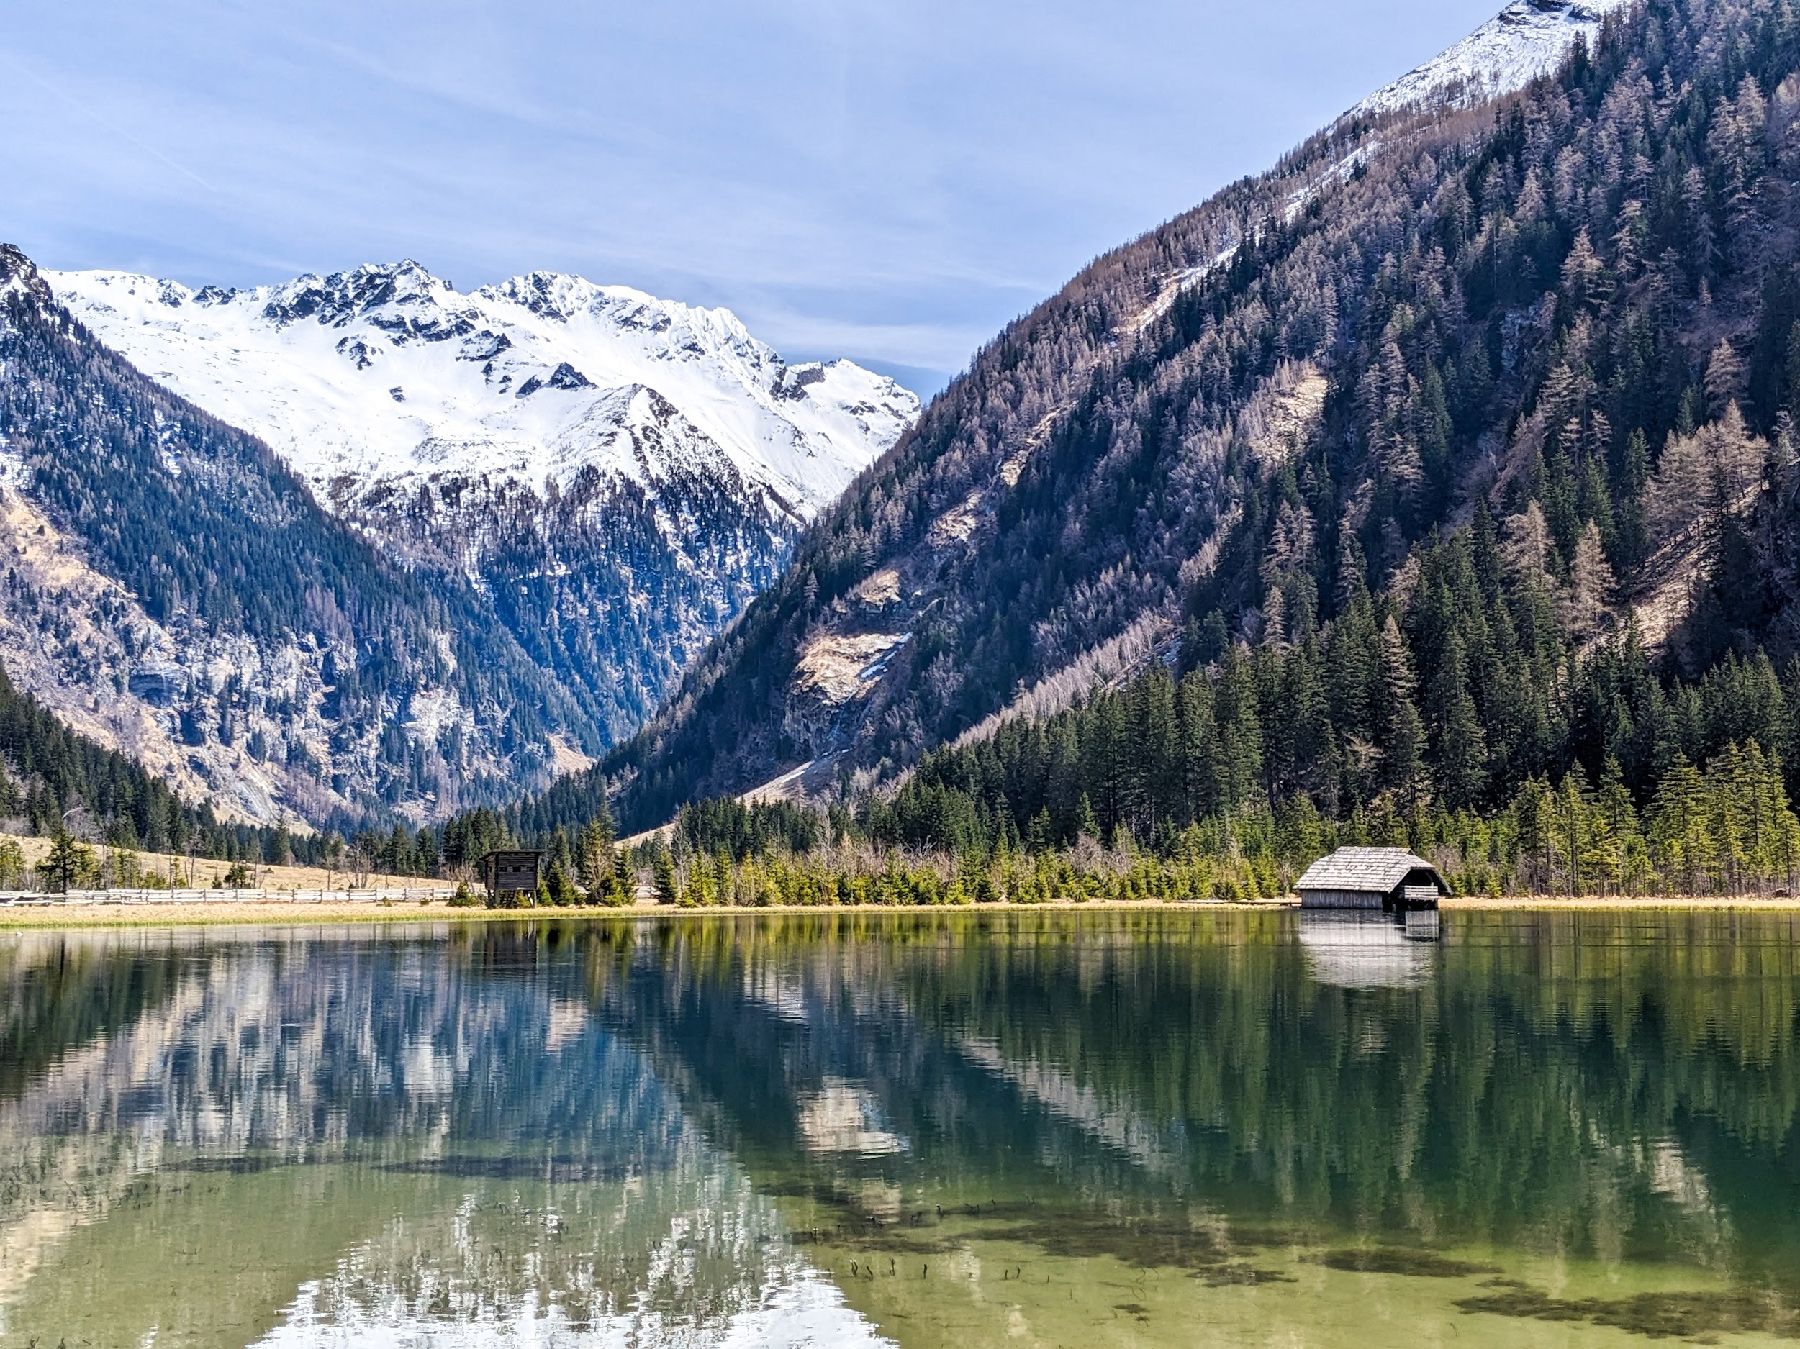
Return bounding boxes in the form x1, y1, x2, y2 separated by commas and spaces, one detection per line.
0, 900, 478, 929
0, 831, 424, 893
1440, 894, 1800, 911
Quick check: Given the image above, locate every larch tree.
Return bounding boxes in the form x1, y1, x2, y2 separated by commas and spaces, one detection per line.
1705, 341, 1745, 418
1562, 521, 1617, 642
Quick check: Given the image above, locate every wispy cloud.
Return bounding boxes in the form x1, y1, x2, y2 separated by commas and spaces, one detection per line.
1, 0, 1504, 387
0, 51, 218, 193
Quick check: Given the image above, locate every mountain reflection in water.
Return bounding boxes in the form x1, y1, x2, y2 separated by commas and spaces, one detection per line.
0, 910, 1797, 1348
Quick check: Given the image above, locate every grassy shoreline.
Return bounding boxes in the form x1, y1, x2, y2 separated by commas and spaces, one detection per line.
4, 893, 1800, 929
1440, 894, 1800, 911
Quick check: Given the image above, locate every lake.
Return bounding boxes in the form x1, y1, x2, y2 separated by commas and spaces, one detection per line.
1, 909, 1798, 1347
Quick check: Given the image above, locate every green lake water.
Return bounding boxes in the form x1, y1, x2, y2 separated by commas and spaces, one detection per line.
1, 909, 1798, 1347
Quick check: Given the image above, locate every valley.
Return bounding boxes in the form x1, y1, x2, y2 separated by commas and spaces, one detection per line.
10, 5, 1800, 1345
6, 0, 1800, 916
0, 248, 912, 833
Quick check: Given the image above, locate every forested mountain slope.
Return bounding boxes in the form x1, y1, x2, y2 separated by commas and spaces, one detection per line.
534, 0, 1800, 837
0, 245, 594, 825
0, 657, 296, 878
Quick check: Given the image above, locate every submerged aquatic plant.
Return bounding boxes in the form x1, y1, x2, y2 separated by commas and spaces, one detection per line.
1456, 1282, 1800, 1340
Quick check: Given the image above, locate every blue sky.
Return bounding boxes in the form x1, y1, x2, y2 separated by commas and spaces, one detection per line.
3, 0, 1501, 393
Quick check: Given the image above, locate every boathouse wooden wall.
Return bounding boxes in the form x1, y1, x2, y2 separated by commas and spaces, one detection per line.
1297, 887, 1390, 910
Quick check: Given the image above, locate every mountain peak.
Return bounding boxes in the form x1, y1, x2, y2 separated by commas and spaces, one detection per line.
481, 271, 765, 360
482, 270, 623, 320
1349, 0, 1630, 122
0, 242, 52, 306
257, 259, 457, 329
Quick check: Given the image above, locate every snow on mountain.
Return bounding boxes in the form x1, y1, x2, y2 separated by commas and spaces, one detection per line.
36, 261, 919, 771
1, 240, 625, 826
1350, 0, 1631, 121
1133, 2, 1630, 353
48, 261, 916, 527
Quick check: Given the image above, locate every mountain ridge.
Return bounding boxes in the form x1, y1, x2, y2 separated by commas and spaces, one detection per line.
48, 259, 914, 522
501, 0, 1800, 840
1347, 0, 1631, 122
1, 241, 608, 826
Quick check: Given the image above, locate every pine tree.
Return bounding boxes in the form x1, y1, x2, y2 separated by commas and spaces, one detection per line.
1554, 768, 1598, 897
545, 859, 579, 907
1596, 759, 1646, 894
0, 839, 24, 890
1216, 646, 1264, 811
271, 817, 294, 868
1074, 794, 1101, 844
652, 848, 678, 906
40, 831, 90, 894
1432, 635, 1488, 811
1705, 342, 1745, 418
1560, 228, 1611, 309
1501, 503, 1555, 594
578, 810, 616, 892
1131, 668, 1181, 839
1614, 429, 1651, 571
1176, 672, 1219, 825
1377, 618, 1427, 812
610, 846, 636, 906
1513, 776, 1557, 894
1648, 755, 1711, 894
1650, 428, 1712, 543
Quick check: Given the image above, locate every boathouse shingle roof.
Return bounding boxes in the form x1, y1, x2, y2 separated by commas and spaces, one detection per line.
1295, 847, 1446, 895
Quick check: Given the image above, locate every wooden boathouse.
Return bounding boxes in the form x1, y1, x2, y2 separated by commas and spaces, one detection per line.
1295, 847, 1447, 911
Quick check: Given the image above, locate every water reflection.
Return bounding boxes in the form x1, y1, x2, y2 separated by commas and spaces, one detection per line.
1298, 910, 1441, 987
1402, 907, 1441, 942
0, 911, 1797, 1347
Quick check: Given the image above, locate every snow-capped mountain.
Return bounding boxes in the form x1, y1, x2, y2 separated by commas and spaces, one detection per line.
49, 262, 919, 755
49, 262, 914, 527
1350, 0, 1630, 120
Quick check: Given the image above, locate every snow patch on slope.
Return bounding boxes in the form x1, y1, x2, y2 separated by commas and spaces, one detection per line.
1350, 0, 1630, 121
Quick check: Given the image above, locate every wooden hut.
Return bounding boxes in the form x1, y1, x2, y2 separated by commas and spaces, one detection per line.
480, 849, 543, 902
1295, 847, 1447, 911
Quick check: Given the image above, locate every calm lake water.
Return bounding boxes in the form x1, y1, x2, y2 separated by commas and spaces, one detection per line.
1, 910, 1799, 1347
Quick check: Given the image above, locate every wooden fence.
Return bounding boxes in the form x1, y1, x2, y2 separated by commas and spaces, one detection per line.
0, 887, 460, 907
